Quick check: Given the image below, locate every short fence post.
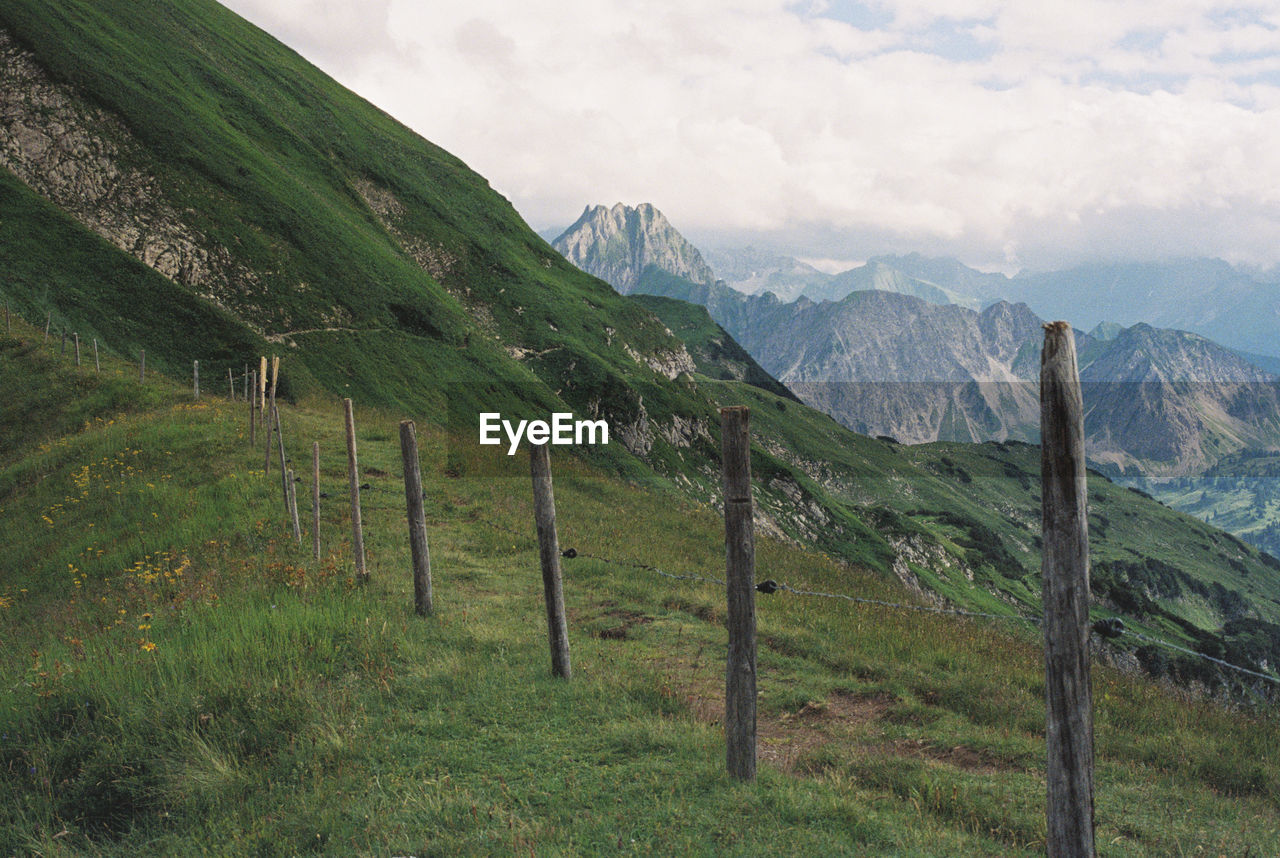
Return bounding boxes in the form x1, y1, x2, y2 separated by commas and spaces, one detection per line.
344, 398, 368, 583
400, 420, 434, 616
74, 334, 81, 367
312, 441, 321, 561
193, 360, 200, 400
530, 442, 570, 679
720, 405, 757, 782
139, 350, 145, 382
1040, 321, 1095, 858
93, 339, 99, 373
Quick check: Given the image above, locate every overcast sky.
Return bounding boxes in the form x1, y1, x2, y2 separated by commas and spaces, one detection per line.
220, 0, 1280, 273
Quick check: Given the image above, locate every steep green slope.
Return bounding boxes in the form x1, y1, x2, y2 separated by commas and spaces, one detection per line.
0, 0, 712, 478
2, 316, 1279, 856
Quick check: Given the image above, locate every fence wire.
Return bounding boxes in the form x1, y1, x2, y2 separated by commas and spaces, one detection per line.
468, 513, 1279, 691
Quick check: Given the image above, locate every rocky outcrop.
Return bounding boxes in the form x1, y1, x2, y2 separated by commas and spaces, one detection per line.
553, 203, 717, 294
0, 30, 257, 317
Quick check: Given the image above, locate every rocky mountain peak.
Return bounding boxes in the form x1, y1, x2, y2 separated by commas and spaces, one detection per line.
552, 202, 717, 294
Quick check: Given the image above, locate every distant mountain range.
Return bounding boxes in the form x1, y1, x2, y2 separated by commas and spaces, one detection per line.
554, 204, 1280, 479
550, 221, 1280, 359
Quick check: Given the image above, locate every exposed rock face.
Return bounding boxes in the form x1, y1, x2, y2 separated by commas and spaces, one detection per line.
0, 30, 257, 316
553, 203, 717, 294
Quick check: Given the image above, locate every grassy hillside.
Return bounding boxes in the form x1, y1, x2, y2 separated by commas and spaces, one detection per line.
3, 310, 1280, 856
0, 0, 714, 479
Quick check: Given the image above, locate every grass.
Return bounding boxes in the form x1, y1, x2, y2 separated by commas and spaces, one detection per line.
2, 312, 1279, 856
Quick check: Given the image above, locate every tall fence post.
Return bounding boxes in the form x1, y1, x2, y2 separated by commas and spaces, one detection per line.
399, 420, 434, 616
1041, 321, 1095, 858
312, 441, 321, 561
193, 360, 200, 400
228, 367, 234, 400
344, 398, 368, 583
259, 356, 267, 414
263, 397, 275, 474
720, 405, 757, 782
248, 369, 257, 448
530, 442, 571, 679
286, 467, 302, 544
274, 403, 291, 513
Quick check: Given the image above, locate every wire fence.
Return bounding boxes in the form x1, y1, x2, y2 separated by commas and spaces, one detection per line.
465, 514, 1280, 692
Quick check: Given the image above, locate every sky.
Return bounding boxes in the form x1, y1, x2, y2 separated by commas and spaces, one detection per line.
219, 0, 1280, 274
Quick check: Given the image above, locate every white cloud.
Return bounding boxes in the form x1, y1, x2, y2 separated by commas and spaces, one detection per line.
220, 0, 1280, 270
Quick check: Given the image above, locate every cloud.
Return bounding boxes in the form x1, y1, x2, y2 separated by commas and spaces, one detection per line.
220, 0, 1280, 270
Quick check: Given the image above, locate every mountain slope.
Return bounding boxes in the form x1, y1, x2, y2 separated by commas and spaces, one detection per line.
0, 1, 719, 482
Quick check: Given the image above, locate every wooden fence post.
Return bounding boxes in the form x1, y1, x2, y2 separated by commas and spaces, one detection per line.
312, 441, 321, 561
720, 405, 757, 782
74, 334, 80, 367
228, 367, 234, 400
286, 467, 302, 543
530, 441, 571, 679
248, 370, 257, 448
400, 420, 434, 616
43, 312, 50, 343
139, 350, 145, 382
259, 356, 267, 414
274, 403, 290, 506
193, 360, 200, 400
1041, 321, 1095, 858
93, 339, 99, 373
263, 400, 275, 473
344, 398, 368, 583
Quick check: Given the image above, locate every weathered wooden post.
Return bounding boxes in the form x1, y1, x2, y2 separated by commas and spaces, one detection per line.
720, 405, 757, 782
259, 356, 267, 413
74, 334, 81, 367
43, 312, 50, 343
400, 420, 434, 616
270, 355, 279, 403
228, 367, 234, 400
263, 397, 275, 474
139, 350, 145, 382
530, 441, 571, 678
248, 369, 257, 448
1040, 321, 1095, 858
274, 403, 290, 510
344, 398, 368, 583
93, 339, 99, 373
286, 467, 302, 543
312, 441, 321, 561
193, 360, 200, 400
